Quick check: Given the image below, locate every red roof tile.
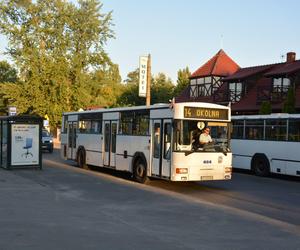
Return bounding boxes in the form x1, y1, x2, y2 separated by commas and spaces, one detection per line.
224, 59, 300, 81
264, 60, 300, 76
190, 49, 240, 79
223, 64, 274, 82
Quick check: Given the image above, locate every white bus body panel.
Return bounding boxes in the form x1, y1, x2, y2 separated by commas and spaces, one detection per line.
103, 112, 119, 120
150, 108, 172, 119
171, 152, 232, 181
67, 115, 78, 122
77, 133, 102, 167
116, 135, 150, 173
231, 140, 300, 176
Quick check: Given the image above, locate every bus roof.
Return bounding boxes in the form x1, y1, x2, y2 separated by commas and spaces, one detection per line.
232, 113, 300, 120
62, 102, 230, 116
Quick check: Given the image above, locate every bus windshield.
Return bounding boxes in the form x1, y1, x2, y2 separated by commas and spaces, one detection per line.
173, 120, 230, 153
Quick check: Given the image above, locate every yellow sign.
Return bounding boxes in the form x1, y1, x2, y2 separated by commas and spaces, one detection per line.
184, 107, 229, 120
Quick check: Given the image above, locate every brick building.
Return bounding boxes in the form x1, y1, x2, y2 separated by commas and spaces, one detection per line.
176, 50, 300, 114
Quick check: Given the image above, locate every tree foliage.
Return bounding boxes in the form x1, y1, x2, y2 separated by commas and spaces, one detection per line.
117, 70, 175, 106
116, 69, 145, 106
0, 0, 116, 126
173, 67, 191, 97
259, 101, 272, 114
0, 60, 18, 114
90, 63, 123, 107
151, 72, 174, 104
282, 87, 296, 113
0, 60, 18, 83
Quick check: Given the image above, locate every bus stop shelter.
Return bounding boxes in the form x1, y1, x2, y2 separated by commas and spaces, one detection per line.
0, 115, 43, 169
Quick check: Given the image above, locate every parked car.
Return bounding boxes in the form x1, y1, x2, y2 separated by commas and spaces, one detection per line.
42, 129, 53, 153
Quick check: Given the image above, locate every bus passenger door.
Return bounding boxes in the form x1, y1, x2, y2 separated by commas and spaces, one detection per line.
67, 122, 77, 160
103, 121, 117, 168
161, 120, 172, 178
151, 119, 171, 179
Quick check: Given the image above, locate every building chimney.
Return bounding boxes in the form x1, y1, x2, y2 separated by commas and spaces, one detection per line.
286, 52, 296, 63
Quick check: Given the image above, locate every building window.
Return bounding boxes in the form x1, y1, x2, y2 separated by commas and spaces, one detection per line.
273, 77, 290, 93
189, 77, 213, 97
229, 82, 243, 103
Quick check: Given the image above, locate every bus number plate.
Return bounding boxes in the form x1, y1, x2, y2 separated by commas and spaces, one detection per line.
201, 176, 213, 181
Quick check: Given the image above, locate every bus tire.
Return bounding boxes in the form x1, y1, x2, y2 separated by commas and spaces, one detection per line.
77, 148, 88, 170
251, 154, 270, 177
132, 155, 148, 184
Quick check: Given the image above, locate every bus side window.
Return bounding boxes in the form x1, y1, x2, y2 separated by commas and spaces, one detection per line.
153, 123, 161, 158
164, 123, 171, 160
289, 119, 300, 141
232, 120, 244, 139
245, 120, 263, 140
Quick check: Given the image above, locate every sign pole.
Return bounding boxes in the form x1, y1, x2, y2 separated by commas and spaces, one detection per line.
146, 54, 151, 106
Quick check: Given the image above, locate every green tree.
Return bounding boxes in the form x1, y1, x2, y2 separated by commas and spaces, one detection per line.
116, 69, 145, 106
282, 87, 296, 113
90, 63, 123, 107
0, 0, 114, 127
151, 72, 174, 104
173, 67, 191, 97
259, 101, 272, 114
0, 60, 18, 83
0, 60, 18, 114
117, 70, 175, 106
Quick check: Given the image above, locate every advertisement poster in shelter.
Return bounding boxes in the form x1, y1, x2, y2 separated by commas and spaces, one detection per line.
11, 124, 39, 165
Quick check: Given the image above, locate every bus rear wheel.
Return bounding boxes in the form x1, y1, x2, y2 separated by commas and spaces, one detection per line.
133, 160, 148, 184
252, 154, 270, 177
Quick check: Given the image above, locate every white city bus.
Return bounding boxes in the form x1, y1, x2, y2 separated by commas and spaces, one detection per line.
231, 113, 300, 177
61, 102, 232, 183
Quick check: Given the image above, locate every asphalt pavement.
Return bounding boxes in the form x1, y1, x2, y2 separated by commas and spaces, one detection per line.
0, 150, 299, 250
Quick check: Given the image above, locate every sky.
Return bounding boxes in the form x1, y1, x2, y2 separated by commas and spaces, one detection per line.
1, 0, 300, 83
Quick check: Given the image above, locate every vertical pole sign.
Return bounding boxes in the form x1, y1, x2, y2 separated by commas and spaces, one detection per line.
139, 56, 148, 98
139, 54, 151, 106
146, 54, 151, 106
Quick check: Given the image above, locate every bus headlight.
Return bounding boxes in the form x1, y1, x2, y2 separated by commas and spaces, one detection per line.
176, 168, 188, 174
225, 167, 232, 173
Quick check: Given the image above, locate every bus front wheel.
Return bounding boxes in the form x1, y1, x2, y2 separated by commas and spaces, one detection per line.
77, 149, 88, 170
133, 160, 148, 184
252, 154, 270, 177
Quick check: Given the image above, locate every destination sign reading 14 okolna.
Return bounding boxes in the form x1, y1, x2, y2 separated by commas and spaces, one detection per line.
184, 107, 229, 120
